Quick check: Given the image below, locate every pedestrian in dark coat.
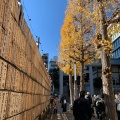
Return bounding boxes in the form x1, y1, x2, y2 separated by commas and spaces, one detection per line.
94, 95, 106, 120
85, 92, 93, 117
73, 91, 92, 120
61, 96, 67, 112
115, 93, 120, 120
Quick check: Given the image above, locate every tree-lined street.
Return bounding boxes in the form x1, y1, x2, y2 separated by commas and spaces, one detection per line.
0, 0, 120, 120
58, 0, 120, 120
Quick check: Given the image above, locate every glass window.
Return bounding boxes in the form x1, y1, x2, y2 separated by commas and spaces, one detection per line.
119, 49, 120, 57
115, 42, 116, 48
113, 36, 115, 40
113, 42, 115, 49
117, 40, 119, 48
115, 41, 117, 48
113, 52, 115, 58
115, 52, 116, 58
116, 51, 118, 58
116, 41, 118, 48
113, 54, 115, 58
117, 50, 119, 57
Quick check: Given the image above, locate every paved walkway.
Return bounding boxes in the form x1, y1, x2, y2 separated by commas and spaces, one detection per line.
51, 110, 96, 120
51, 110, 74, 120
50, 102, 97, 120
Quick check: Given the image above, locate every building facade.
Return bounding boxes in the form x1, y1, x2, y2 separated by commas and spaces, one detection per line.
85, 32, 120, 94
85, 59, 120, 94
111, 32, 120, 58
49, 56, 58, 69
49, 56, 60, 95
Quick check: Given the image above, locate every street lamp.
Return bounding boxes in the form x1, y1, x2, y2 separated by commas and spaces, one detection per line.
74, 62, 77, 100
62, 49, 78, 100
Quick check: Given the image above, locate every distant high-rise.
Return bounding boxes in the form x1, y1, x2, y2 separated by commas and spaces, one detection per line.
49, 56, 58, 69
42, 53, 49, 69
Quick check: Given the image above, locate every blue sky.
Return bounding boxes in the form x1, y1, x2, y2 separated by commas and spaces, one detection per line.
21, 0, 67, 61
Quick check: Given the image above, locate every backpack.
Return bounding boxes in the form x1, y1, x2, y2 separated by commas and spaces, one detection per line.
96, 99, 105, 112
117, 103, 120, 111
96, 99, 101, 107
96, 100, 100, 107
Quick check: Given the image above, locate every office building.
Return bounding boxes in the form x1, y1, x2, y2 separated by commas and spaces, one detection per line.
84, 32, 120, 94
111, 32, 120, 58
49, 56, 58, 69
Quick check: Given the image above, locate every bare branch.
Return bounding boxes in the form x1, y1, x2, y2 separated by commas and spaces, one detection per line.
107, 8, 120, 24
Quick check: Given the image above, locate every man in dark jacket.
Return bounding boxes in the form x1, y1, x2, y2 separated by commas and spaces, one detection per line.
95, 95, 105, 120
73, 91, 92, 120
85, 92, 93, 112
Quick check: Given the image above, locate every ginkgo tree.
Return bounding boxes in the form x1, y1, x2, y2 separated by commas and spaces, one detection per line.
66, 0, 96, 92
58, 13, 79, 105
86, 0, 120, 119
58, 0, 96, 100
59, 0, 120, 118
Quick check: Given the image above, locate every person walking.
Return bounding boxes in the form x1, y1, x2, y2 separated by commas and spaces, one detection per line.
94, 94, 106, 120
53, 96, 60, 114
115, 92, 120, 120
85, 92, 92, 106
85, 92, 93, 117
73, 91, 92, 120
61, 96, 67, 112
92, 94, 97, 116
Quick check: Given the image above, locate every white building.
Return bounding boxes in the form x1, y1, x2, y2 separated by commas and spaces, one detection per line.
49, 56, 58, 69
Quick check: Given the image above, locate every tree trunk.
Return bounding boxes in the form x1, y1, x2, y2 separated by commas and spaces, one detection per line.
79, 13, 85, 91
69, 74, 74, 107
80, 48, 85, 91
80, 62, 84, 91
98, 1, 117, 119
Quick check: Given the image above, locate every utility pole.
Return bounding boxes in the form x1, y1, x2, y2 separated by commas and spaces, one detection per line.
36, 37, 40, 49
38, 37, 40, 49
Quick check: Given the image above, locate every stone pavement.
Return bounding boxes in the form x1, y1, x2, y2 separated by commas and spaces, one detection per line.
51, 110, 96, 120
51, 110, 74, 120
49, 102, 96, 120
